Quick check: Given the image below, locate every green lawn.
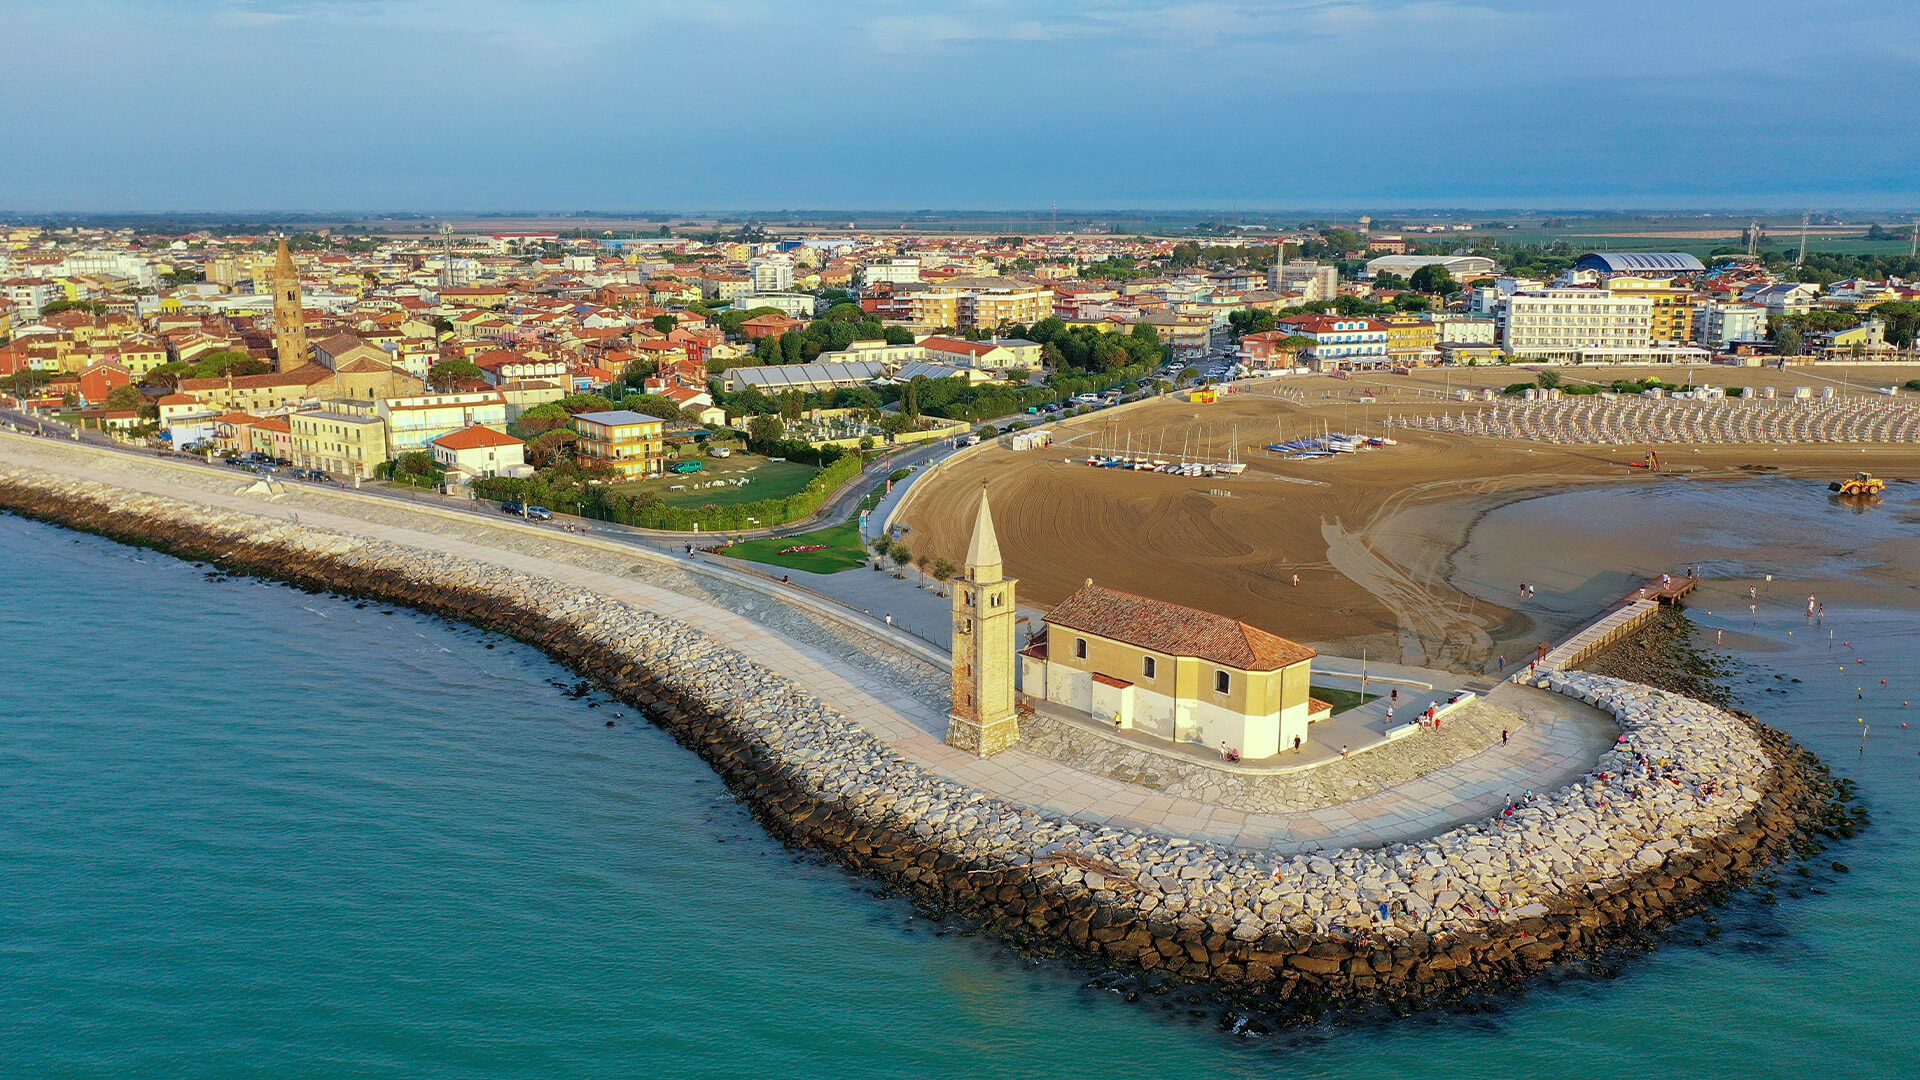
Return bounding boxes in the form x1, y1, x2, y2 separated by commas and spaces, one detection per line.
721, 521, 870, 574
1310, 686, 1380, 715
611, 454, 817, 509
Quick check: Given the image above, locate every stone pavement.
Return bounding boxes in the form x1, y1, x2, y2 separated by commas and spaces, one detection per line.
3, 431, 1619, 855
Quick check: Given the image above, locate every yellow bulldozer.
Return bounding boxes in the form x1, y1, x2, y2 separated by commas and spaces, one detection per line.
1830, 472, 1886, 497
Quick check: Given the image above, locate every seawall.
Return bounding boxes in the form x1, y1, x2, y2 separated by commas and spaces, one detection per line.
0, 462, 1836, 1016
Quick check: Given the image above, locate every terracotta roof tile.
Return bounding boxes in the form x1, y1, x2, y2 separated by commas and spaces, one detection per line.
1045, 583, 1315, 670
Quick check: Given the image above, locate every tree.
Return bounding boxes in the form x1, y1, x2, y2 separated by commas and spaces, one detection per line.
618, 393, 685, 424
1776, 322, 1803, 357
746, 415, 785, 444
777, 390, 806, 421
557, 393, 616, 414
890, 545, 912, 573
1408, 265, 1457, 295
931, 557, 958, 591
1179, 367, 1201, 382
1535, 369, 1562, 390
882, 325, 916, 345
652, 314, 678, 334
914, 552, 931, 585
39, 299, 108, 318
870, 536, 895, 566
428, 358, 485, 390
394, 450, 439, 478
527, 429, 579, 468
142, 362, 191, 391
104, 384, 144, 410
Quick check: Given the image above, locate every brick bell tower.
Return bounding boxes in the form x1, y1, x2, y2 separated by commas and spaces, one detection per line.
947, 487, 1019, 755
271, 237, 310, 372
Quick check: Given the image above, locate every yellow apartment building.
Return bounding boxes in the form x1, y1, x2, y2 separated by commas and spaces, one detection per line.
571, 409, 666, 478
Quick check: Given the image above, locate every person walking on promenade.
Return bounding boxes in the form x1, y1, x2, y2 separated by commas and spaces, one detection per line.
1390, 687, 1399, 705
1386, 705, 1394, 724
884, 613, 893, 628
1502, 728, 1510, 745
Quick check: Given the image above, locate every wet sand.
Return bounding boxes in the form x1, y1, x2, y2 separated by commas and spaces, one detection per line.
898, 366, 1920, 672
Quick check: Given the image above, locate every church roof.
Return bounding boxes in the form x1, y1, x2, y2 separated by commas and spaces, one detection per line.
1044, 583, 1316, 671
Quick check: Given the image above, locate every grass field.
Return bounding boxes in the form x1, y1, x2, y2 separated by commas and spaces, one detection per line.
1308, 686, 1379, 716
722, 521, 870, 574
610, 454, 817, 509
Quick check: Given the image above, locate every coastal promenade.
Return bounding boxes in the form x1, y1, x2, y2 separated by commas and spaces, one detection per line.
3, 430, 1608, 853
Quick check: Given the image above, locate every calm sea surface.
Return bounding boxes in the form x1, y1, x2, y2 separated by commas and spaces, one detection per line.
3, 503, 1917, 1079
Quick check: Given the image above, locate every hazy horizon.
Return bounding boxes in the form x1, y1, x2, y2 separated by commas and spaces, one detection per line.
3, 0, 1916, 213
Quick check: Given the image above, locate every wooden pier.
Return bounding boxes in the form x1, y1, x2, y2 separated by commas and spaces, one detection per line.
1523, 575, 1698, 676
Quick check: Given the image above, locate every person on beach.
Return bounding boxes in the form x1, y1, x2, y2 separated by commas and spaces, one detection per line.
1498, 654, 1507, 670
1341, 745, 1350, 758
1750, 585, 1758, 600
1502, 728, 1510, 745
1808, 595, 1817, 616
1291, 573, 1300, 587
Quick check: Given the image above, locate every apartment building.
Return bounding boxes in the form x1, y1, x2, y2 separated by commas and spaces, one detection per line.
1271, 315, 1390, 370
290, 400, 390, 480
1606, 277, 1698, 343
1268, 261, 1339, 302
1500, 289, 1653, 360
1691, 301, 1769, 350
571, 409, 666, 478
379, 390, 510, 451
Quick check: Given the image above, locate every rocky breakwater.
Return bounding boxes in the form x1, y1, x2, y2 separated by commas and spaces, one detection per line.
0, 464, 1836, 1020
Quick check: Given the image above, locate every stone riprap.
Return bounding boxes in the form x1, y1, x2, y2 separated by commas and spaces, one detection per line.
0, 465, 1831, 1013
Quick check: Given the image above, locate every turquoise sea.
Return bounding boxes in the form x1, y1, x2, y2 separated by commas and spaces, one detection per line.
3, 500, 1917, 1079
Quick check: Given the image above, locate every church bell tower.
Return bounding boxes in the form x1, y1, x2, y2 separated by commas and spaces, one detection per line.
947, 488, 1019, 756
271, 237, 310, 372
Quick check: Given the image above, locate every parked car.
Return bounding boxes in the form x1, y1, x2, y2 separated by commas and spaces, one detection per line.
500, 501, 527, 515
523, 505, 553, 521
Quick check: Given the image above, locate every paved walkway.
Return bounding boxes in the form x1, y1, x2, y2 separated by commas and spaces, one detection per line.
2, 431, 1619, 854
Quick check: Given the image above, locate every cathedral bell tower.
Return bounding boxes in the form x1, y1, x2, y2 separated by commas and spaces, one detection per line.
271, 237, 310, 372
947, 488, 1019, 756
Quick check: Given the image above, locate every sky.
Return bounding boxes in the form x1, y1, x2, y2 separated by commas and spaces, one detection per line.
1, 0, 1916, 212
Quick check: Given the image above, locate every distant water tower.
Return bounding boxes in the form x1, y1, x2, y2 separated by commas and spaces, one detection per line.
1358, 215, 1373, 233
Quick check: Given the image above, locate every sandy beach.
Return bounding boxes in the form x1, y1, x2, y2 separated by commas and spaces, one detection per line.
898, 365, 1920, 671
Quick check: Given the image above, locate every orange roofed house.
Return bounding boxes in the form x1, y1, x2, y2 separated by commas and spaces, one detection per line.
1021, 582, 1326, 759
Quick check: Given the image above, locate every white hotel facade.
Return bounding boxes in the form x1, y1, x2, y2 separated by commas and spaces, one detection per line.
1499, 288, 1658, 362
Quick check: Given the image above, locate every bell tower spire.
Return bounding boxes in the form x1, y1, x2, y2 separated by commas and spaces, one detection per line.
947, 486, 1019, 755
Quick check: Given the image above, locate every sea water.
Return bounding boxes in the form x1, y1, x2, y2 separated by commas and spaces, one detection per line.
2, 509, 1917, 1079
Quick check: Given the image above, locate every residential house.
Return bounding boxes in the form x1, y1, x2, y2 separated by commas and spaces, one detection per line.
430, 424, 527, 480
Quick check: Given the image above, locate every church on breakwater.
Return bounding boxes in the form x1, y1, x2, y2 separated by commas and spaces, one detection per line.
945, 490, 1325, 760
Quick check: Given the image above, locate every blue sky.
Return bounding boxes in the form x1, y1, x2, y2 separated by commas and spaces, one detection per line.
1, 0, 1915, 211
